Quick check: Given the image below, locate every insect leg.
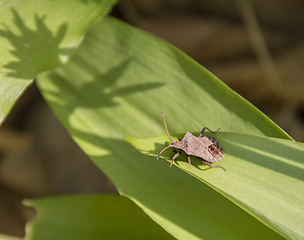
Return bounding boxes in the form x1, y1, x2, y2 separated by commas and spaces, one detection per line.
170, 151, 181, 167
171, 135, 182, 163
199, 127, 220, 138
197, 157, 226, 171
162, 112, 174, 143
187, 155, 195, 174
157, 145, 174, 160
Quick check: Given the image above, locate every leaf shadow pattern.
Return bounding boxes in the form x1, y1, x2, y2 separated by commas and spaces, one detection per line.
41, 58, 165, 110
0, 9, 72, 79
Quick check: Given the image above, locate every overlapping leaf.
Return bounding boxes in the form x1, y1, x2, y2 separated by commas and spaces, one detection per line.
24, 195, 175, 240
0, 0, 116, 124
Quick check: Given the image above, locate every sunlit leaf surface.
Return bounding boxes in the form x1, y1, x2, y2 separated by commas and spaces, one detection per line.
0, 0, 116, 124
35, 16, 296, 239
127, 132, 304, 239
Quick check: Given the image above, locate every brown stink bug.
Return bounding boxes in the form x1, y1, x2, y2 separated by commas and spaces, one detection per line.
157, 112, 226, 174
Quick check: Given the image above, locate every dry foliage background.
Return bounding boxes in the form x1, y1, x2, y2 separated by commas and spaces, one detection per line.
1, 0, 304, 237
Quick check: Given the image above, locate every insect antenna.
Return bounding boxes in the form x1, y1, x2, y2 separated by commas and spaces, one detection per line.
157, 145, 174, 160
162, 112, 173, 143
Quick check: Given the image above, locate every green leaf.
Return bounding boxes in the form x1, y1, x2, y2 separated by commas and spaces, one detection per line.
36, 16, 292, 239
24, 195, 174, 240
127, 132, 304, 239
0, 0, 117, 124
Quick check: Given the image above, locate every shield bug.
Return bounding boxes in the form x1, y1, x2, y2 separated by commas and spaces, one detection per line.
157, 112, 226, 174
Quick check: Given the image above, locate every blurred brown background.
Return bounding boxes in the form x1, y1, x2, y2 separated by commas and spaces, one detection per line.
1, 0, 304, 237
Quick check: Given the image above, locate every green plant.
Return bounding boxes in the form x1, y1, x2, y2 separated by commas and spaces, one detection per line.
1, 1, 304, 239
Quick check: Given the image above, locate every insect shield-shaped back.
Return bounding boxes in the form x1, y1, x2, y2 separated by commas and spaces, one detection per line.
175, 132, 224, 163
157, 112, 226, 174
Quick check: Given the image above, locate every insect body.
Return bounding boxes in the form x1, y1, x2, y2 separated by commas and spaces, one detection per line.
157, 112, 226, 174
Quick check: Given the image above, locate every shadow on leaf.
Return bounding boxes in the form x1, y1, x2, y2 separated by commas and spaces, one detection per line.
0, 9, 72, 79
41, 58, 165, 110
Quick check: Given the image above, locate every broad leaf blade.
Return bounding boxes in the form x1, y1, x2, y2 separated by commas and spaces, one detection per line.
36, 16, 289, 239
24, 195, 175, 240
0, 0, 117, 124
127, 132, 304, 239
